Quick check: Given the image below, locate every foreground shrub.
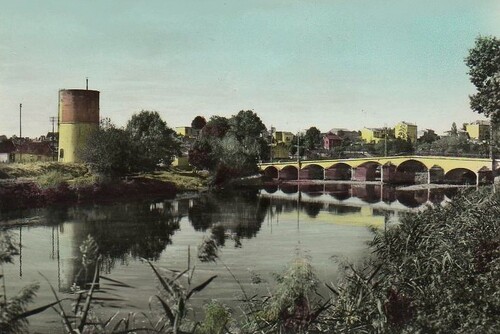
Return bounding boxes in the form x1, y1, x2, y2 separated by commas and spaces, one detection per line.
244, 256, 330, 333
36, 170, 68, 189
196, 300, 232, 334
326, 187, 500, 333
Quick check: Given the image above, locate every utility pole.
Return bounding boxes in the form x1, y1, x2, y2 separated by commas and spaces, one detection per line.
296, 132, 301, 182
384, 124, 387, 157
19, 103, 22, 139
19, 103, 22, 162
50, 116, 57, 161
269, 126, 275, 163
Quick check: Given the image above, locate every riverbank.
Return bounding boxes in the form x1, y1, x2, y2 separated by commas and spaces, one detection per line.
0, 162, 208, 212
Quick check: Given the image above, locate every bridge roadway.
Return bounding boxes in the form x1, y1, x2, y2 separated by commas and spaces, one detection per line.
259, 155, 499, 185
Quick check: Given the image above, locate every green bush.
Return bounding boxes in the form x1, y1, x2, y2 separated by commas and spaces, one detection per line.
196, 300, 232, 334
35, 170, 69, 189
326, 187, 500, 333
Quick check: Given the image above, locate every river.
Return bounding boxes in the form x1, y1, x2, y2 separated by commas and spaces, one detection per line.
0, 184, 458, 332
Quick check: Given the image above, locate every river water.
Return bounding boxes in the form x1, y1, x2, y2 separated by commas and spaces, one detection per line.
0, 184, 458, 332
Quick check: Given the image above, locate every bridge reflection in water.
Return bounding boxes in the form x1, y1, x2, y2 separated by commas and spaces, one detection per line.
260, 183, 458, 212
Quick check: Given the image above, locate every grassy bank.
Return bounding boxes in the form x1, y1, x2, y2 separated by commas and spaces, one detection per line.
0, 162, 208, 191
0, 162, 208, 211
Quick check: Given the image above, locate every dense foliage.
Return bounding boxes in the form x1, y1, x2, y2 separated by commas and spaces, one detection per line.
191, 115, 207, 130
79, 119, 137, 176
303, 127, 322, 150
126, 111, 181, 171
325, 187, 500, 333
189, 110, 268, 185
465, 35, 500, 123
79, 112, 180, 176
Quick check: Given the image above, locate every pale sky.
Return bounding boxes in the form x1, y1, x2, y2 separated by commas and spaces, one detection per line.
1, 0, 499, 138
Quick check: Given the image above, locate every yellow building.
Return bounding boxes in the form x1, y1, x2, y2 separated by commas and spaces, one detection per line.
172, 155, 191, 169
175, 126, 199, 139
361, 128, 387, 144
58, 89, 100, 163
465, 121, 490, 141
273, 131, 294, 145
394, 121, 417, 143
271, 142, 290, 160
269, 131, 295, 160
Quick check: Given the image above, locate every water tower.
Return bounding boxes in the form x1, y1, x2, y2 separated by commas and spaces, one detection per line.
58, 88, 100, 162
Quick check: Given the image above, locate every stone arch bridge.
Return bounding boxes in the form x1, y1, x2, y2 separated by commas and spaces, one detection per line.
260, 156, 499, 185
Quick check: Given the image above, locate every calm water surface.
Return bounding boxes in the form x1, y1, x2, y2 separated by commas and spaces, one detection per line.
0, 185, 457, 332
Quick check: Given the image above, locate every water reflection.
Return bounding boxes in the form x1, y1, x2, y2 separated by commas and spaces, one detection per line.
2, 183, 461, 331
2, 184, 458, 296
260, 183, 458, 211
189, 190, 270, 241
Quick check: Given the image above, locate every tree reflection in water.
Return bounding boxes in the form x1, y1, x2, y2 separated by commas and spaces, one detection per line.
188, 190, 269, 248
54, 202, 181, 275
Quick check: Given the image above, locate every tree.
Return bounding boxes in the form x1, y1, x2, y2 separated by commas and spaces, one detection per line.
79, 119, 138, 176
202, 116, 230, 139
227, 110, 268, 161
228, 110, 267, 143
450, 122, 458, 136
126, 111, 181, 170
188, 110, 269, 184
191, 116, 207, 130
188, 138, 218, 171
465, 36, 500, 122
303, 127, 321, 151
373, 138, 413, 156
418, 130, 440, 144
430, 135, 471, 155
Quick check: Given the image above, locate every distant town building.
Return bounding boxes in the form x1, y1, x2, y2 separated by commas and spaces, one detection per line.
327, 128, 360, 141
361, 127, 392, 144
394, 121, 417, 143
0, 139, 15, 163
323, 132, 343, 150
465, 120, 490, 141
175, 126, 199, 139
273, 131, 294, 145
58, 89, 100, 163
13, 141, 54, 163
270, 131, 294, 160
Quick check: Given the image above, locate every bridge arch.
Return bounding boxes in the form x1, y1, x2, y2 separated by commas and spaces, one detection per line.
300, 164, 324, 180
394, 159, 428, 184
353, 161, 381, 181
263, 166, 279, 179
325, 163, 352, 180
444, 168, 477, 185
396, 159, 428, 173
279, 165, 299, 180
